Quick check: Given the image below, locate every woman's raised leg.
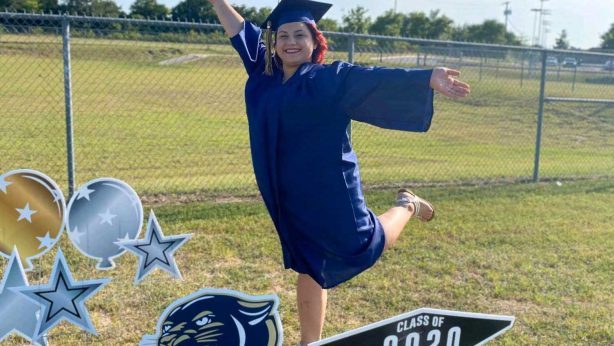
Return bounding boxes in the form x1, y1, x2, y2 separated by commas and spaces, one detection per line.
378, 190, 434, 250
378, 205, 413, 250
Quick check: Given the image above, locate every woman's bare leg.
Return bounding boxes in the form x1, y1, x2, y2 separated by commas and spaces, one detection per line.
379, 190, 435, 250
297, 273, 327, 345
378, 205, 413, 250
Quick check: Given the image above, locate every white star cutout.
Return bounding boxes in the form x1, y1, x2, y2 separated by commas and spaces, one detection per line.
76, 186, 95, 201
98, 209, 117, 226
16, 203, 37, 223
36, 232, 55, 250
0, 176, 12, 193
70, 227, 86, 245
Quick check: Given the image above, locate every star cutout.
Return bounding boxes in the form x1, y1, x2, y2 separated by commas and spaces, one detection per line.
98, 209, 117, 226
36, 232, 55, 250
37, 275, 87, 320
69, 227, 86, 245
0, 248, 47, 346
16, 202, 37, 223
116, 210, 192, 285
0, 176, 12, 194
76, 186, 95, 201
13, 249, 110, 338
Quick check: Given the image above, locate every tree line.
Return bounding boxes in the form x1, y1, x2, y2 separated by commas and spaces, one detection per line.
1, 0, 613, 49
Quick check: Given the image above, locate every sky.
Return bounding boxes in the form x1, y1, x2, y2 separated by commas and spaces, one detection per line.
116, 0, 614, 49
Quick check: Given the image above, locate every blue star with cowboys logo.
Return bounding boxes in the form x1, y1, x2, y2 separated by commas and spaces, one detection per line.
116, 210, 192, 285
13, 249, 110, 339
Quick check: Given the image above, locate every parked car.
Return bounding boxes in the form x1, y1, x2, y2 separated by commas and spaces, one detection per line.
562, 57, 577, 68
546, 56, 559, 67
604, 60, 614, 71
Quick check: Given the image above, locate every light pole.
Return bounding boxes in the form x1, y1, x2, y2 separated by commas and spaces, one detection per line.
541, 17, 551, 47
502, 2, 511, 31
537, 0, 549, 47
531, 8, 540, 46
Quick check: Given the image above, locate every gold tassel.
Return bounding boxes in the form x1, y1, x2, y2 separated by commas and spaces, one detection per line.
264, 20, 273, 76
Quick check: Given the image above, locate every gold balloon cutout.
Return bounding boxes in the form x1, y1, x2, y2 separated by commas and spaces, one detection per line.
0, 170, 65, 271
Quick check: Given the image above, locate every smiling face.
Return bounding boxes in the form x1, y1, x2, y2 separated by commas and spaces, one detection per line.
275, 22, 317, 67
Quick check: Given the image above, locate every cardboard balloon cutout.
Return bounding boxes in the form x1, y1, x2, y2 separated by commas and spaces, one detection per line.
0, 248, 48, 346
12, 248, 110, 339
66, 178, 143, 270
0, 169, 65, 271
310, 308, 514, 346
140, 288, 283, 346
116, 210, 192, 285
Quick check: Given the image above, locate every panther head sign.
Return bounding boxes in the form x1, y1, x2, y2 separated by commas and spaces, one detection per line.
140, 288, 283, 346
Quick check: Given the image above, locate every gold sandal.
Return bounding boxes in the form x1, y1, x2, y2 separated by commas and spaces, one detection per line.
396, 189, 435, 222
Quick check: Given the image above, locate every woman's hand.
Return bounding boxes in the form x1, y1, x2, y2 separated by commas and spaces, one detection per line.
429, 67, 470, 99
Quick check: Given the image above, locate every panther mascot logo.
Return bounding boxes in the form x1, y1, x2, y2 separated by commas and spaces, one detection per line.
140, 289, 282, 346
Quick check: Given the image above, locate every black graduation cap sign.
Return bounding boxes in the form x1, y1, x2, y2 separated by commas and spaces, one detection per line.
309, 308, 515, 346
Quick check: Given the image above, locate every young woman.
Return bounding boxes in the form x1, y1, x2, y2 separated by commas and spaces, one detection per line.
208, 0, 470, 344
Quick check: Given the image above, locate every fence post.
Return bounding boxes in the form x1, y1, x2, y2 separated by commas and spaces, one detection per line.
520, 52, 524, 88
62, 15, 76, 198
348, 33, 355, 64
347, 33, 355, 143
416, 48, 420, 66
533, 50, 547, 183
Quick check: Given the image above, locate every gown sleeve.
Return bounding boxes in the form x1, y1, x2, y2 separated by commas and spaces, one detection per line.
336, 63, 435, 132
229, 20, 267, 75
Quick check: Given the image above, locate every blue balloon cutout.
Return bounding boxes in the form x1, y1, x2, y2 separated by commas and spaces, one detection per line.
66, 178, 143, 270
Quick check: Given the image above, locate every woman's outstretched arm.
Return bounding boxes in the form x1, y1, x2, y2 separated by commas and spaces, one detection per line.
209, 0, 244, 37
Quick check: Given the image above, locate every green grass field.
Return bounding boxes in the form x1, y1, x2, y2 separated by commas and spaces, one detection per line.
2, 180, 613, 345
1, 32, 613, 345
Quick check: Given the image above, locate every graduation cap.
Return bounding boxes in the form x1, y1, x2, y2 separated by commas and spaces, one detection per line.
261, 0, 332, 75
260, 0, 332, 31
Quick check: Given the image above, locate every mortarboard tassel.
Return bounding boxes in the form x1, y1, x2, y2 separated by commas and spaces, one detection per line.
265, 20, 273, 76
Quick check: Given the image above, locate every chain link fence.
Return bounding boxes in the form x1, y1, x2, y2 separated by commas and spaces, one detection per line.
1, 12, 613, 345
328, 32, 614, 188
1, 12, 613, 199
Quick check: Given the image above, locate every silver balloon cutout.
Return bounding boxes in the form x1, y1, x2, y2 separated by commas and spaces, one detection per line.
66, 178, 143, 270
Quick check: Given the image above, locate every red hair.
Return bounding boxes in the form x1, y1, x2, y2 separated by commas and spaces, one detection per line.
306, 23, 328, 64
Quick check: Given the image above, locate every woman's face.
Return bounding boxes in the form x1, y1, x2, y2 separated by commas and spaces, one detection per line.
275, 22, 317, 67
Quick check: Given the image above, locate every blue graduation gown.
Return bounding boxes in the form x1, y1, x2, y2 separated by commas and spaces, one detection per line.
230, 21, 434, 288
